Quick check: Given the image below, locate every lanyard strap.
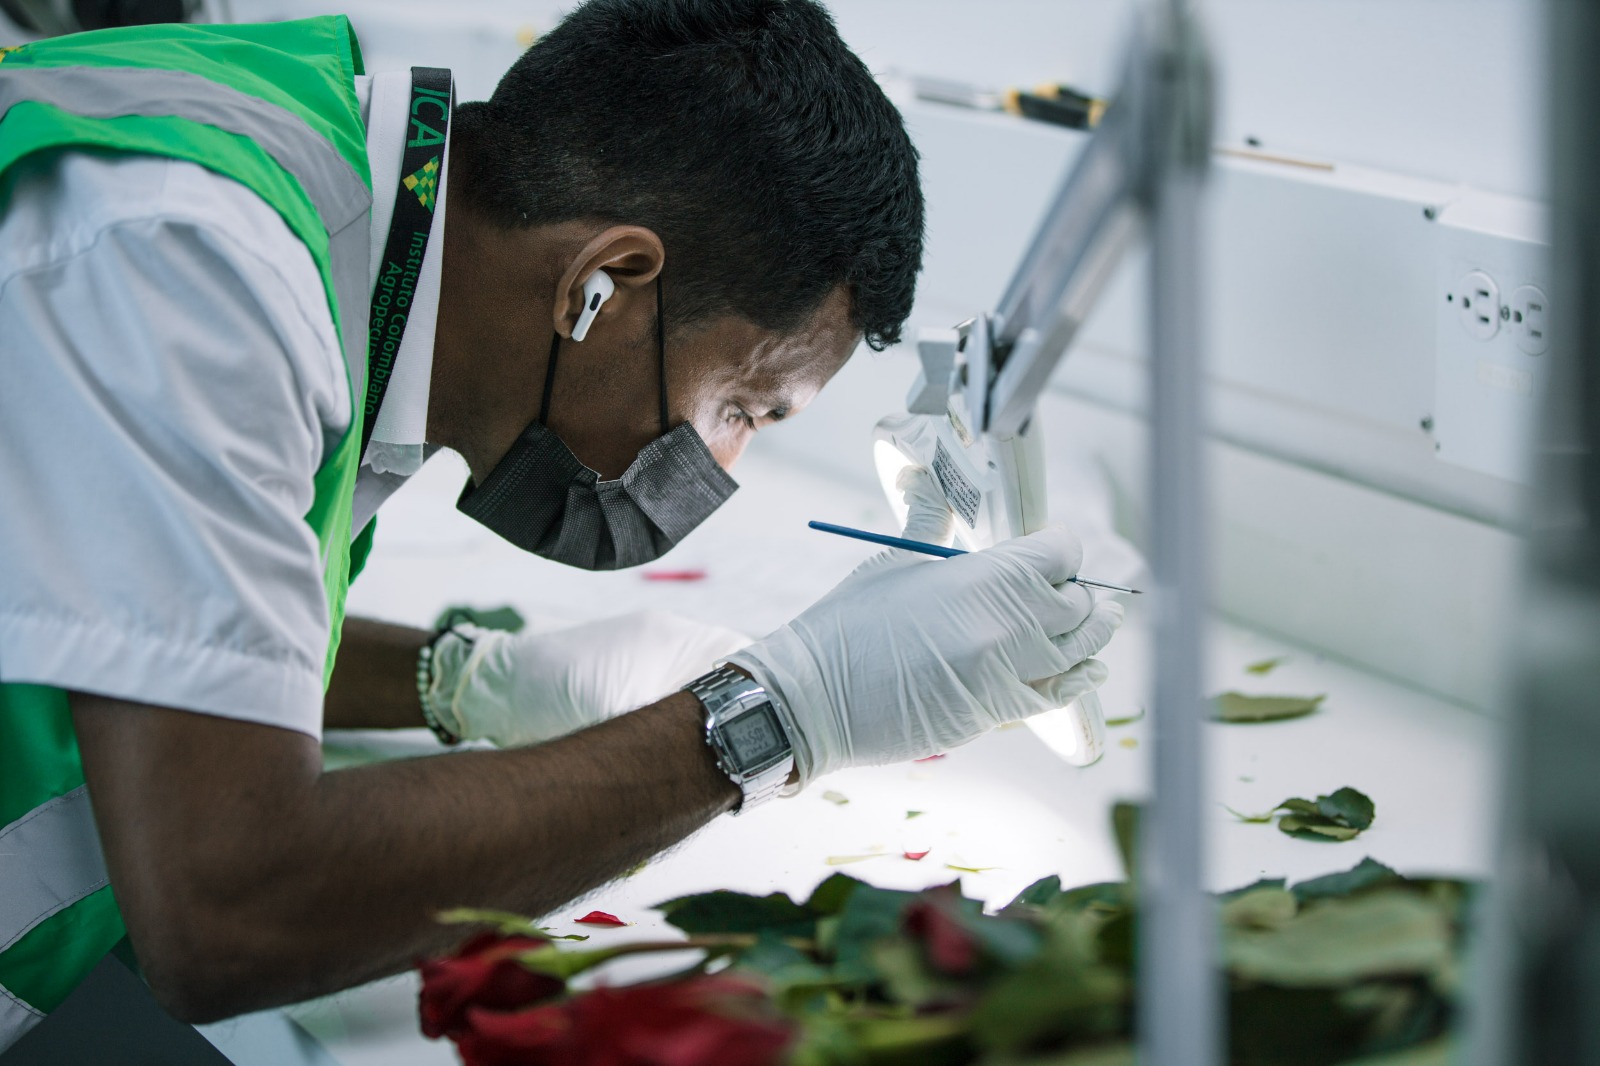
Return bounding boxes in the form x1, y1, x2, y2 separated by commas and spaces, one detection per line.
361, 65, 453, 460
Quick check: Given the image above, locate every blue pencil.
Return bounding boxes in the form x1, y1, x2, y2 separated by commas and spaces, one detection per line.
808, 520, 1141, 594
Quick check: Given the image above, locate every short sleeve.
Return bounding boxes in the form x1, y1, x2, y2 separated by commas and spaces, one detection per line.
0, 152, 349, 738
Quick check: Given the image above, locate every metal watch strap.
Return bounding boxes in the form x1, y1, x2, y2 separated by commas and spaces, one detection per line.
687, 665, 794, 814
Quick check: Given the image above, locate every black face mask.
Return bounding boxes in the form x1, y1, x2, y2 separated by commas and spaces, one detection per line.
457, 277, 739, 570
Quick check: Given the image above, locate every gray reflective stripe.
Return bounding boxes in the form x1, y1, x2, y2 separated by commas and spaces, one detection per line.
0, 64, 372, 399
0, 982, 46, 1053
0, 785, 109, 954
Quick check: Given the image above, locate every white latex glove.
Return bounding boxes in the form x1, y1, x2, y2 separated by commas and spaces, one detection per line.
728, 466, 1123, 789
428, 611, 752, 747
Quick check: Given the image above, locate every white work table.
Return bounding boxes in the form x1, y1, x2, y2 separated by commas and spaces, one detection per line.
272, 444, 1495, 1066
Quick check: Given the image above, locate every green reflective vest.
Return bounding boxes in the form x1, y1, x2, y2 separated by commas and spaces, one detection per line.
0, 17, 374, 1045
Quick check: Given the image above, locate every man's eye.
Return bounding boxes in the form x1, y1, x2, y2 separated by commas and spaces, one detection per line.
731, 406, 757, 429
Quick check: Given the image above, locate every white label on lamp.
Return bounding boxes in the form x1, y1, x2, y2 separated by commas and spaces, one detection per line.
933, 439, 980, 529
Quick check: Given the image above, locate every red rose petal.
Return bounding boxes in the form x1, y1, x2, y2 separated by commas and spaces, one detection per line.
643, 569, 707, 582
575, 910, 627, 926
904, 900, 979, 975
903, 850, 931, 861
914, 754, 946, 762
418, 934, 563, 1040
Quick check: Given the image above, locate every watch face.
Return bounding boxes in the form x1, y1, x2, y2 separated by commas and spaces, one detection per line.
723, 705, 787, 767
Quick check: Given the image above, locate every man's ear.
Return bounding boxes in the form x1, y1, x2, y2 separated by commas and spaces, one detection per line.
552, 225, 665, 339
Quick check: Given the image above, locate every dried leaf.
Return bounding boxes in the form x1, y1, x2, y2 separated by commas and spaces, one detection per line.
905, 810, 925, 820
1224, 805, 1275, 824
1245, 656, 1289, 676
945, 863, 999, 874
1212, 692, 1326, 723
821, 790, 850, 806
574, 910, 627, 926
903, 849, 931, 861
1118, 737, 1138, 749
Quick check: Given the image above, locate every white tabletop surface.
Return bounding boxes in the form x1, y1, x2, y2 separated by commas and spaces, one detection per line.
281, 442, 1495, 1066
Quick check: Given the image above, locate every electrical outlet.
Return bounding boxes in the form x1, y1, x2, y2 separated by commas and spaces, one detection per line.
1453, 269, 1501, 340
1507, 284, 1550, 355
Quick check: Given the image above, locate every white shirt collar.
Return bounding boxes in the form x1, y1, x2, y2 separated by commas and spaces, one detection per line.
354, 71, 451, 477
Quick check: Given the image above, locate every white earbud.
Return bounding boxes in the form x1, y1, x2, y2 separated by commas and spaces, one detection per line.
569, 269, 616, 342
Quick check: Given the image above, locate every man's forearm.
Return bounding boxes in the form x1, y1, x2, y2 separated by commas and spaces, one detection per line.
323, 616, 430, 729
71, 690, 738, 1023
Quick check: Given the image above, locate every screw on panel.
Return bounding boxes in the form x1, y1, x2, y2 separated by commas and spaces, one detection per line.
1423, 206, 1438, 221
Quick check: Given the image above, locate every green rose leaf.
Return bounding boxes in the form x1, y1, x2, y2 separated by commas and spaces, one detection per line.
1225, 889, 1453, 987
1279, 814, 1362, 841
1244, 656, 1289, 676
1212, 692, 1326, 723
1111, 802, 1141, 883
1318, 787, 1377, 830
805, 873, 867, 916
1007, 875, 1063, 910
1292, 857, 1401, 902
655, 889, 813, 938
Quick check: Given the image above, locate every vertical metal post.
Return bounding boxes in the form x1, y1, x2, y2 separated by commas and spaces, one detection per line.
1139, 2, 1221, 1065
1470, 1, 1600, 1063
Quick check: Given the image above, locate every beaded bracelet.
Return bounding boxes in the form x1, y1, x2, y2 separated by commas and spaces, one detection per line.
416, 625, 470, 746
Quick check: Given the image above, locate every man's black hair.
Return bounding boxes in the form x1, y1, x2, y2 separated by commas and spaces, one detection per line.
452, 0, 923, 350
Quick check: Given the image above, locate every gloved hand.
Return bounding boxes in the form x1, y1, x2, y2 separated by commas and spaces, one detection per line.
428, 611, 751, 747
728, 466, 1123, 790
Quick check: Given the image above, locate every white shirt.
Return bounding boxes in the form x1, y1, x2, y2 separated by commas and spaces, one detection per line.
0, 72, 448, 739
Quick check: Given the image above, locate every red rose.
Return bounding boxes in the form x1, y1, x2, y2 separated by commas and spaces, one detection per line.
419, 932, 565, 1039
903, 900, 978, 976
454, 975, 794, 1066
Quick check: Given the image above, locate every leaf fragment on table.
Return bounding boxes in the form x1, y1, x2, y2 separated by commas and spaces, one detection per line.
944, 863, 999, 874
1104, 706, 1145, 727
1244, 656, 1289, 676
903, 849, 930, 861
1223, 805, 1275, 824
905, 810, 925, 820
1213, 691, 1326, 722
1272, 787, 1376, 841
434, 907, 589, 940
574, 910, 628, 927
826, 852, 888, 866
821, 789, 850, 806
1118, 737, 1138, 749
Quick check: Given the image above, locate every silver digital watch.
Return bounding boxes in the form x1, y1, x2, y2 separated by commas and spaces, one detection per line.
686, 665, 794, 814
